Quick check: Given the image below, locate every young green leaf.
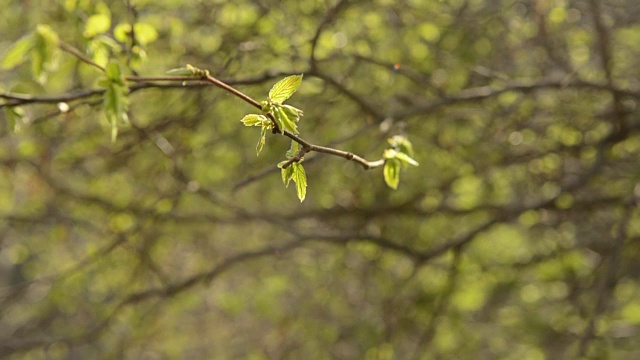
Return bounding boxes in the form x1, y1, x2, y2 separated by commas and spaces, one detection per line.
280, 104, 303, 123
268, 74, 303, 104
84, 13, 111, 38
274, 106, 299, 134
281, 164, 294, 187
32, 25, 60, 84
241, 114, 263, 127
105, 62, 124, 84
383, 159, 401, 190
5, 107, 24, 132
102, 63, 129, 142
292, 163, 307, 202
395, 152, 419, 166
388, 135, 415, 157
1, 35, 34, 69
133, 23, 158, 45
256, 126, 267, 156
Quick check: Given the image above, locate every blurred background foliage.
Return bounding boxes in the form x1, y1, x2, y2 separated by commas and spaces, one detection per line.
1, 0, 640, 358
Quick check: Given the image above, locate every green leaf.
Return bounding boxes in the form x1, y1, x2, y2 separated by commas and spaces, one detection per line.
133, 23, 158, 45
240, 114, 263, 127
383, 159, 401, 190
292, 163, 307, 202
105, 62, 123, 83
114, 23, 131, 43
5, 107, 24, 132
388, 135, 415, 157
1, 35, 34, 69
281, 165, 294, 187
274, 106, 298, 134
32, 25, 60, 84
84, 13, 111, 38
395, 152, 419, 166
102, 64, 129, 142
268, 74, 303, 104
256, 126, 267, 156
280, 104, 303, 122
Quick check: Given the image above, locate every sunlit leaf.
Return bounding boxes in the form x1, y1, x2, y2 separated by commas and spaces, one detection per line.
32, 25, 60, 84
388, 135, 415, 157
281, 164, 294, 187
280, 104, 303, 123
134, 23, 158, 45
102, 62, 129, 142
241, 114, 263, 127
84, 13, 111, 38
114, 23, 132, 43
274, 106, 298, 134
1, 35, 33, 69
383, 159, 401, 189
292, 163, 307, 202
395, 152, 419, 166
268, 74, 303, 104
256, 126, 267, 156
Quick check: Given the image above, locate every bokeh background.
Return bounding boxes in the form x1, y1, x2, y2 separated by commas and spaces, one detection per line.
1, 0, 640, 358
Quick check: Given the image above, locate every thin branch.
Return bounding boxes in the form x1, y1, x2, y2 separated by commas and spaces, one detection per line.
58, 41, 105, 73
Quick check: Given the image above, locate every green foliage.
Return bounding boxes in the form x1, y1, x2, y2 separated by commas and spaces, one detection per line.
1, 34, 33, 69
4, 106, 24, 132
100, 62, 129, 141
240, 114, 272, 155
268, 74, 303, 104
382, 136, 418, 189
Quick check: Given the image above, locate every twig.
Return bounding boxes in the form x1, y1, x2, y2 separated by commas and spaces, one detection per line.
58, 41, 105, 73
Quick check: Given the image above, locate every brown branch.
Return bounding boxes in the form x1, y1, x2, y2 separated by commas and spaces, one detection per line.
58, 41, 106, 73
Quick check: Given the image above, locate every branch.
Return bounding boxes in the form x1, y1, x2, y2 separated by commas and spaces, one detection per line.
170, 72, 385, 169
58, 41, 105, 73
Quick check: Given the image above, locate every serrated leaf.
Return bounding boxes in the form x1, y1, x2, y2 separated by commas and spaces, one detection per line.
395, 152, 419, 166
274, 106, 298, 134
256, 126, 267, 156
383, 159, 401, 190
280, 104, 303, 122
281, 165, 294, 187
292, 163, 307, 202
241, 114, 263, 127
268, 74, 303, 104
1, 35, 33, 69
